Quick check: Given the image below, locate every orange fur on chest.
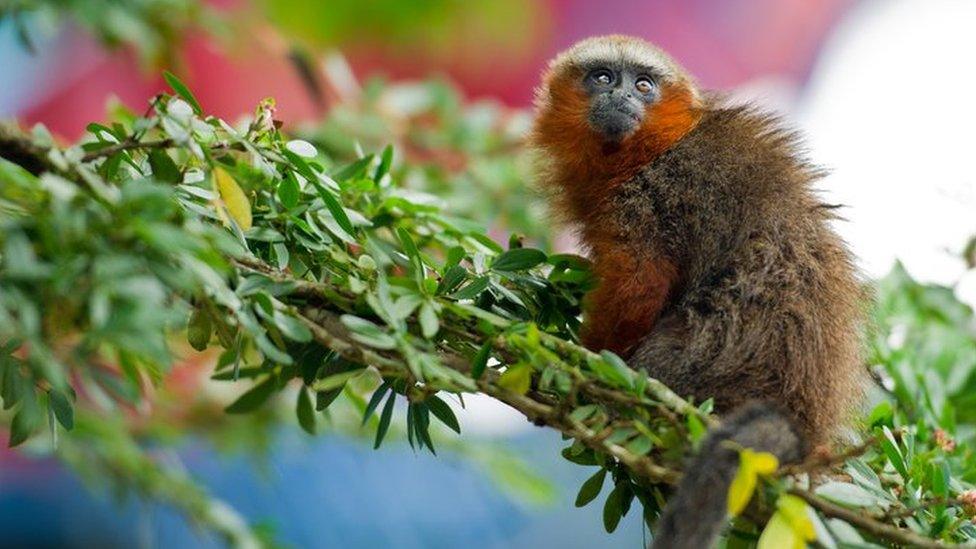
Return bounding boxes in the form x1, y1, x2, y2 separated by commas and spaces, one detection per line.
581, 246, 679, 357
533, 75, 699, 355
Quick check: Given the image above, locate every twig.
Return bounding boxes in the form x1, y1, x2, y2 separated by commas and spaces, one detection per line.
880, 497, 966, 520
291, 301, 682, 485
779, 435, 879, 476
789, 488, 952, 549
81, 138, 174, 162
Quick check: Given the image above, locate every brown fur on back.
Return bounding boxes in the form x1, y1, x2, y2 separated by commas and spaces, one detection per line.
616, 103, 865, 444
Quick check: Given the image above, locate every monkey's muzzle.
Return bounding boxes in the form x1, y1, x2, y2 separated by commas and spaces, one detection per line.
588, 91, 644, 142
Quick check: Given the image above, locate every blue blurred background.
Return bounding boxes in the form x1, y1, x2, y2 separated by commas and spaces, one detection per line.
3, 431, 647, 548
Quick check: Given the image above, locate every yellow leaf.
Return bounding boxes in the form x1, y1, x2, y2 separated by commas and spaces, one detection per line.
727, 457, 757, 517
727, 449, 779, 517
758, 512, 805, 549
212, 166, 252, 231
498, 364, 532, 395
777, 495, 816, 541
751, 450, 779, 475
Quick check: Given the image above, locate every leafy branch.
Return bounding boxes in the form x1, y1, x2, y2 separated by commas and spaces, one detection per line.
1, 77, 974, 548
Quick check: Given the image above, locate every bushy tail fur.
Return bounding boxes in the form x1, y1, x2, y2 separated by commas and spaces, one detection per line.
650, 402, 806, 549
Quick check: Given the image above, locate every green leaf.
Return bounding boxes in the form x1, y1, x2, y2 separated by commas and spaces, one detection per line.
87, 122, 120, 141
575, 468, 607, 507
374, 391, 396, 449
426, 395, 460, 434
283, 151, 319, 184
333, 154, 374, 182
309, 178, 355, 236
8, 403, 41, 447
413, 403, 436, 454
186, 308, 212, 351
698, 398, 715, 415
312, 369, 363, 392
561, 446, 598, 466
815, 481, 888, 509
687, 413, 707, 444
273, 311, 312, 342
436, 265, 467, 295
491, 248, 547, 272
880, 426, 909, 480
225, 377, 276, 414
867, 400, 893, 427
498, 364, 532, 395
316, 387, 343, 411
603, 483, 625, 533
452, 276, 489, 300
470, 342, 491, 380
148, 149, 181, 184
624, 435, 653, 456
163, 71, 203, 114
277, 172, 301, 208
931, 460, 950, 499
296, 386, 316, 435
363, 381, 392, 425
592, 351, 634, 389
48, 390, 74, 431
341, 315, 396, 350
569, 405, 599, 423
418, 302, 439, 339
374, 144, 393, 182
396, 227, 426, 288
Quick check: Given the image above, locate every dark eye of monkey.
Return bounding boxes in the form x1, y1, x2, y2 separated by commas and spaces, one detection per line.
635, 76, 655, 94
589, 69, 614, 86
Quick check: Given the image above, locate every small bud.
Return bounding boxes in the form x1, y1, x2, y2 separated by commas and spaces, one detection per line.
357, 254, 377, 271
934, 428, 956, 453
960, 490, 976, 515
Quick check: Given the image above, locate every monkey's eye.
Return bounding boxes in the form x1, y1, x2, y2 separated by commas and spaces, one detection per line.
590, 69, 614, 86
635, 76, 655, 94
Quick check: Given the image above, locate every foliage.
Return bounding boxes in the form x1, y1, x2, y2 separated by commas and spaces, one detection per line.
1, 0, 544, 75
1, 74, 975, 549
255, 0, 543, 61
298, 78, 550, 246
0, 0, 211, 67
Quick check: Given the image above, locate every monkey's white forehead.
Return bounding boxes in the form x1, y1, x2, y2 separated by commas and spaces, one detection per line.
554, 36, 687, 82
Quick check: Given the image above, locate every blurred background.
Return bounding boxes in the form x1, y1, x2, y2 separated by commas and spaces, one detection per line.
1, 0, 974, 547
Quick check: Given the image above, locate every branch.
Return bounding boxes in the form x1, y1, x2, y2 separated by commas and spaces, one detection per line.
81, 138, 174, 162
789, 488, 951, 549
294, 299, 682, 484
2, 102, 969, 549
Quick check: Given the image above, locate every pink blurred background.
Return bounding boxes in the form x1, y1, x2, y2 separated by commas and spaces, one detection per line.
7, 0, 853, 140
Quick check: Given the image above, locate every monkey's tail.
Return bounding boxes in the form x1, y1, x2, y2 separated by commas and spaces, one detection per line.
650, 401, 806, 549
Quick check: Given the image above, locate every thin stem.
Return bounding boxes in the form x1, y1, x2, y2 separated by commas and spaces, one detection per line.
789, 488, 949, 549
779, 435, 879, 476
81, 138, 174, 162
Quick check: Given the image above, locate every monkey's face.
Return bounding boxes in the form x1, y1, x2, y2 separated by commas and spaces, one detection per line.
582, 64, 659, 142
532, 36, 702, 178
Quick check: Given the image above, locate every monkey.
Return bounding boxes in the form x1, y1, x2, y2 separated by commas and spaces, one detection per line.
530, 36, 866, 548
